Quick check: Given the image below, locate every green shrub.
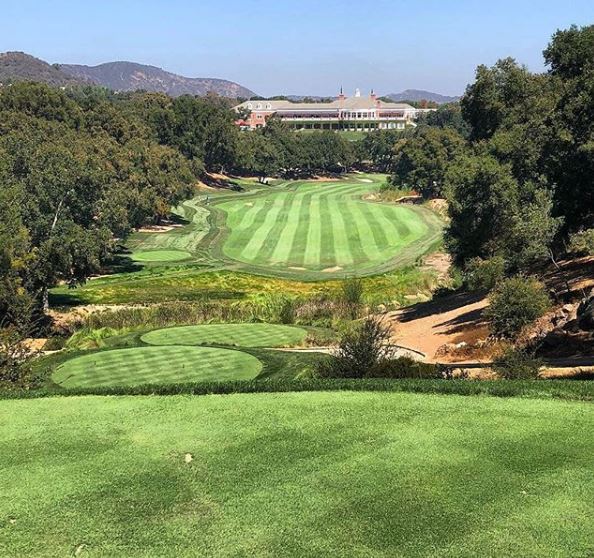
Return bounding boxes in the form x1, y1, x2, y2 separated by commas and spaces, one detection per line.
370, 357, 442, 379
43, 336, 67, 351
485, 277, 550, 338
464, 256, 506, 291
568, 229, 594, 256
316, 317, 390, 379
340, 277, 364, 319
492, 347, 543, 379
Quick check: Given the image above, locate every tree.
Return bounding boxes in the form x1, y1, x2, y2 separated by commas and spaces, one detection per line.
444, 154, 518, 265
391, 128, 466, 198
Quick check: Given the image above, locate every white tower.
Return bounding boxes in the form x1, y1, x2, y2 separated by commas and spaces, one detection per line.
355, 88, 361, 97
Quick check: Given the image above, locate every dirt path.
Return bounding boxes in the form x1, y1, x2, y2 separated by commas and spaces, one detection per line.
382, 291, 490, 363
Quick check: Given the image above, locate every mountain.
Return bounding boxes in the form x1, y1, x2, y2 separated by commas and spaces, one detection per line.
0, 52, 84, 86
385, 89, 460, 104
58, 61, 256, 98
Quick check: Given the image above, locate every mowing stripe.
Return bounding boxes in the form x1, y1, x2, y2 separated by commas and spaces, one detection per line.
253, 191, 294, 263
375, 205, 405, 250
357, 200, 390, 251
303, 191, 322, 267
349, 200, 383, 263
327, 192, 354, 266
289, 189, 315, 265
340, 198, 368, 267
240, 193, 289, 260
269, 190, 306, 264
319, 193, 336, 267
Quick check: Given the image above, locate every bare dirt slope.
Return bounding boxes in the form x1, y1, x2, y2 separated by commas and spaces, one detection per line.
383, 291, 489, 362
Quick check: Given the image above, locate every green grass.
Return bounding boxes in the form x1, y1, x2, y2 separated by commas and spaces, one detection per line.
141, 323, 307, 348
50, 266, 435, 306
127, 197, 212, 256
131, 249, 192, 262
1, 392, 592, 557
51, 346, 262, 388
215, 175, 443, 278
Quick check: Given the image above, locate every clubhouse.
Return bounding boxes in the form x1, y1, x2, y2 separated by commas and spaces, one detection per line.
235, 88, 426, 131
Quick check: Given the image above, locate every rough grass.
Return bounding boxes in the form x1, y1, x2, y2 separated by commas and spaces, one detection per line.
1, 392, 592, 557
141, 323, 307, 348
50, 266, 435, 306
51, 346, 262, 388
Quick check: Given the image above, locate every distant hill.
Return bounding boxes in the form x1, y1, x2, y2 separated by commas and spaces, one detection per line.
58, 61, 256, 98
385, 89, 460, 104
0, 52, 83, 86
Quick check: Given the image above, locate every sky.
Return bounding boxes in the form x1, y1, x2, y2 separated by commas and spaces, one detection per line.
2, 0, 593, 97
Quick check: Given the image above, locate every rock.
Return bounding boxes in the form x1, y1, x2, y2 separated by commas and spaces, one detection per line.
184, 453, 193, 464
578, 296, 594, 330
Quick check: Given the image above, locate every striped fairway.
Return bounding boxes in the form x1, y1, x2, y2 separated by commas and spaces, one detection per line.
216, 178, 442, 277
142, 323, 307, 348
52, 346, 262, 388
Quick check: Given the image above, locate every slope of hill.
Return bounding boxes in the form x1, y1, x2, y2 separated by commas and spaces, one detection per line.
0, 52, 83, 86
385, 89, 459, 104
59, 61, 256, 98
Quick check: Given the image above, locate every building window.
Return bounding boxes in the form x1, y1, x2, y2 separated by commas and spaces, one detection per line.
257, 103, 263, 109
266, 103, 272, 109
247, 103, 253, 109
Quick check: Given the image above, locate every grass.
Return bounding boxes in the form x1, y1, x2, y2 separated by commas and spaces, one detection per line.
1, 391, 592, 557
131, 250, 192, 262
141, 323, 307, 348
50, 265, 436, 306
127, 197, 212, 257
215, 175, 443, 278
51, 346, 262, 388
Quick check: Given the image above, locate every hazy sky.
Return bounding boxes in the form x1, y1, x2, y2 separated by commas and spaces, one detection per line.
2, 0, 593, 96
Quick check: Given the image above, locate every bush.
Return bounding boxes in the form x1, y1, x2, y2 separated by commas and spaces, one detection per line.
341, 277, 364, 319
0, 326, 34, 386
371, 357, 442, 379
316, 317, 390, 378
485, 277, 550, 338
464, 256, 506, 291
492, 347, 543, 379
568, 229, 594, 256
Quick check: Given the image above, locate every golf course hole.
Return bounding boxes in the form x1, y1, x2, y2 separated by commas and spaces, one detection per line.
141, 323, 307, 348
52, 346, 262, 388
131, 249, 192, 262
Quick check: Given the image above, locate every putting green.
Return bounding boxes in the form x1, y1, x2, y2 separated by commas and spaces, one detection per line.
52, 346, 262, 388
131, 249, 192, 262
142, 323, 307, 348
215, 177, 443, 277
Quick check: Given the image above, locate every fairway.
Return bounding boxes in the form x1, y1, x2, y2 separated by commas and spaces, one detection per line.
142, 323, 307, 347
52, 346, 262, 388
1, 392, 592, 557
216, 176, 443, 277
131, 249, 192, 262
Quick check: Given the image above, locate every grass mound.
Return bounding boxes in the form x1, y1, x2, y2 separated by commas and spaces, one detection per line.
1, 392, 592, 556
141, 323, 307, 348
131, 249, 192, 262
52, 346, 262, 388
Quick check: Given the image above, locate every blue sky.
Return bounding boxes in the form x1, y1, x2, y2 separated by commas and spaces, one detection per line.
2, 0, 593, 96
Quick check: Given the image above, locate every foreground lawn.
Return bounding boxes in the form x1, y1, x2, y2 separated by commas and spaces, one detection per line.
1, 392, 592, 557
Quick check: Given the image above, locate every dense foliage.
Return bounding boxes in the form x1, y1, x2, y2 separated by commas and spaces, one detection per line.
383, 24, 594, 278
0, 83, 198, 324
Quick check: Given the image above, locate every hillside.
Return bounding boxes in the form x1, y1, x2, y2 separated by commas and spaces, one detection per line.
385, 89, 459, 104
0, 52, 83, 86
59, 61, 256, 98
